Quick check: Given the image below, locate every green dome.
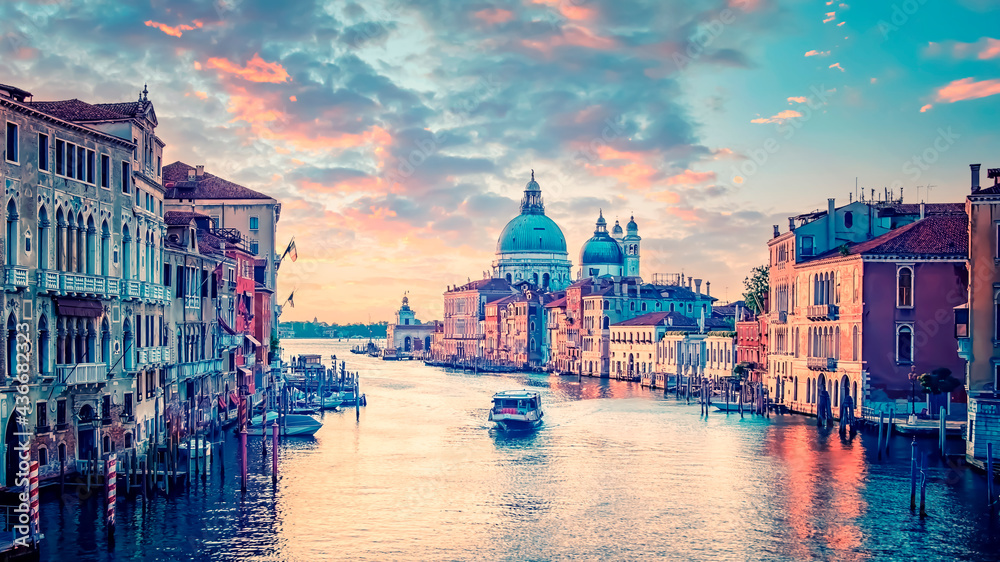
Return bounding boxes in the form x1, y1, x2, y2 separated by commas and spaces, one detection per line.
580, 234, 623, 265
497, 214, 568, 254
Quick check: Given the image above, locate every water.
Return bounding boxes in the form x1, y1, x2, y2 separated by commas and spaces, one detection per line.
36, 339, 1000, 561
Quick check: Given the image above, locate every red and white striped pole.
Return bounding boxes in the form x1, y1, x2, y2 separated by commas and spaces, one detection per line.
106, 453, 117, 542
271, 421, 278, 483
28, 460, 39, 543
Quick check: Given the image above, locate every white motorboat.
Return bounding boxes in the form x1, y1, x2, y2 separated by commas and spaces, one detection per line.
246, 411, 322, 436
489, 390, 544, 432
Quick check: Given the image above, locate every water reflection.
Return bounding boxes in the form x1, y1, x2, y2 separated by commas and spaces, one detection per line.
32, 339, 1000, 561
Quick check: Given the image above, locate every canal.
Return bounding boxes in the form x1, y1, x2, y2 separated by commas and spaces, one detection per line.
37, 339, 1000, 561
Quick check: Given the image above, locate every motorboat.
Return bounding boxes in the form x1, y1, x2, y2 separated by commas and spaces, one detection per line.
338, 386, 367, 407
246, 411, 322, 436
489, 390, 544, 432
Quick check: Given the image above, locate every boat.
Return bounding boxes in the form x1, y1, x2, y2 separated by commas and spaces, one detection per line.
714, 403, 746, 412
338, 386, 367, 407
489, 390, 544, 432
312, 392, 344, 410
246, 411, 323, 436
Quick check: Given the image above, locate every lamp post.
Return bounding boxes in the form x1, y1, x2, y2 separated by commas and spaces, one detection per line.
908, 366, 918, 418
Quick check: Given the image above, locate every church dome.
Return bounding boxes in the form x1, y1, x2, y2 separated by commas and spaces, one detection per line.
496, 171, 567, 255
626, 215, 638, 233
612, 220, 624, 238
497, 214, 567, 254
580, 210, 623, 265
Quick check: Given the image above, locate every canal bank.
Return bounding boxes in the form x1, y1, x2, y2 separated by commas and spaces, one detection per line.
31, 339, 1000, 561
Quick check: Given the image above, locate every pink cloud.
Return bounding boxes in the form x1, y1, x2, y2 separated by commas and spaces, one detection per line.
751, 109, 803, 124
473, 8, 514, 25
925, 38, 1000, 60
934, 77, 1000, 103
145, 19, 203, 38
829, 62, 845, 72
206, 53, 290, 83
870, 77, 877, 84
532, 0, 596, 21
728, 0, 763, 11
805, 50, 830, 57
823, 12, 836, 23
521, 25, 617, 55
919, 104, 932, 113
664, 169, 716, 186
787, 96, 809, 103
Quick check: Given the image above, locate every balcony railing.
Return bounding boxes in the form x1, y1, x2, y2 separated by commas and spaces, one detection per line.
4, 266, 28, 288
57, 362, 109, 385
168, 357, 225, 381
37, 270, 59, 292
806, 304, 838, 321
184, 295, 201, 309
806, 357, 837, 371
138, 346, 171, 365
123, 280, 141, 299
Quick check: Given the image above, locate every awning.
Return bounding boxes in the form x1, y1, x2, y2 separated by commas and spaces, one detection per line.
55, 297, 103, 318
238, 367, 252, 377
219, 316, 237, 335
245, 334, 262, 347
229, 391, 239, 407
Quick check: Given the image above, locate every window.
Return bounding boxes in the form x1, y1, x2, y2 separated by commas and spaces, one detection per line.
157, 156, 161, 176
36, 402, 47, 430
844, 211, 853, 228
55, 139, 64, 175
801, 236, 814, 256
124, 393, 133, 417
211, 216, 220, 229
38, 447, 47, 467
249, 216, 259, 231
5, 122, 18, 163
100, 154, 110, 188
250, 241, 259, 255
121, 161, 131, 193
38, 133, 49, 172
86, 149, 95, 184
897, 267, 913, 307
77, 146, 84, 179
102, 394, 111, 421
66, 144, 75, 179
897, 325, 913, 363
56, 399, 66, 427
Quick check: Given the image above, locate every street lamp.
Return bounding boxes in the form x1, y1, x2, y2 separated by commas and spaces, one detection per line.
908, 365, 918, 419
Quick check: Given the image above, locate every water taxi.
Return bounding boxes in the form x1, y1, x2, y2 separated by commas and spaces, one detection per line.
489, 390, 544, 432
246, 411, 323, 437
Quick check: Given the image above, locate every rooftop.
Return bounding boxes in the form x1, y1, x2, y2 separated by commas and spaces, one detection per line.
809, 214, 967, 261
163, 161, 276, 201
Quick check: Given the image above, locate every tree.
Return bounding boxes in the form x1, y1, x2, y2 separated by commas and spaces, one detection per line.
919, 367, 961, 395
742, 265, 769, 315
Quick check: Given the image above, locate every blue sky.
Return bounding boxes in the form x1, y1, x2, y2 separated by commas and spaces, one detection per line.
1, 0, 997, 322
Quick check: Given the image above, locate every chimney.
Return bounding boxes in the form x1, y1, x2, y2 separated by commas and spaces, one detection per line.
187, 168, 196, 181
972, 163, 982, 193
705, 281, 711, 297
788, 218, 795, 232
196, 165, 205, 178
827, 198, 836, 248
773, 225, 780, 238
688, 277, 693, 291
919, 202, 925, 219
694, 279, 702, 295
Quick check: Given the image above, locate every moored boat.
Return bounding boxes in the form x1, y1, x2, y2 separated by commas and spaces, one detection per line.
246, 411, 323, 436
489, 390, 544, 432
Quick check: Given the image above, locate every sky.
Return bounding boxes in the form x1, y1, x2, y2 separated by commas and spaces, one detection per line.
1, 0, 998, 324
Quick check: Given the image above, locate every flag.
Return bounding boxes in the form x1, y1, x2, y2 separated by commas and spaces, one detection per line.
213, 261, 224, 288
288, 240, 297, 262
287, 291, 295, 308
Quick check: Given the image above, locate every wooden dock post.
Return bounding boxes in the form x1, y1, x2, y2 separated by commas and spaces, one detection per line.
910, 437, 917, 510
272, 421, 279, 483
919, 452, 928, 517
937, 406, 945, 453
240, 428, 248, 493
988, 443, 995, 510
885, 407, 893, 454
877, 412, 885, 457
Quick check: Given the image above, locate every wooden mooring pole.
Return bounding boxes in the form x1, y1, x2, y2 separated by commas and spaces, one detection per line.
988, 443, 995, 510
910, 437, 918, 511
877, 412, 885, 458
939, 406, 947, 457
919, 452, 928, 517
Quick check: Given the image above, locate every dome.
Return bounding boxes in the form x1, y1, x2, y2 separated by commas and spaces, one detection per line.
612, 220, 623, 237
497, 213, 568, 254
581, 235, 624, 265
580, 211, 623, 265
626, 215, 638, 232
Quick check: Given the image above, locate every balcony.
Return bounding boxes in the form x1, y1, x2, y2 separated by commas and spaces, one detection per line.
4, 266, 28, 288
806, 357, 837, 371
57, 363, 109, 385
123, 280, 141, 299
184, 295, 201, 309
138, 346, 171, 365
770, 311, 788, 324
169, 357, 225, 381
957, 337, 973, 362
36, 270, 59, 292
221, 333, 242, 349
806, 304, 838, 321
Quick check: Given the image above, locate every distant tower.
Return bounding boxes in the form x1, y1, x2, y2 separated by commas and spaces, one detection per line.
611, 219, 624, 245
623, 215, 641, 278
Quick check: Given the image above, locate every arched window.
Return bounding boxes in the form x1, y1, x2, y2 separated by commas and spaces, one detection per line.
37, 315, 49, 376
6, 313, 17, 378
101, 318, 110, 365
123, 318, 134, 371
602, 316, 609, 329
505, 273, 512, 283
844, 211, 853, 228
55, 207, 65, 271
897, 325, 913, 363
542, 273, 550, 289
897, 267, 913, 307
853, 268, 859, 302
852, 325, 859, 362
794, 377, 798, 401
5, 199, 18, 266
37, 205, 48, 269
641, 302, 647, 312
75, 212, 84, 273
630, 302, 635, 311
86, 215, 96, 275
835, 326, 840, 359
101, 221, 110, 276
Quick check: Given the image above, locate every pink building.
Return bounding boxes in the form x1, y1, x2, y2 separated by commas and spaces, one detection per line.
766, 197, 968, 414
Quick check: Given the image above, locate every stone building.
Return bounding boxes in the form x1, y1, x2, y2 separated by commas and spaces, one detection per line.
386, 294, 435, 356
494, 172, 572, 290
0, 83, 170, 482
